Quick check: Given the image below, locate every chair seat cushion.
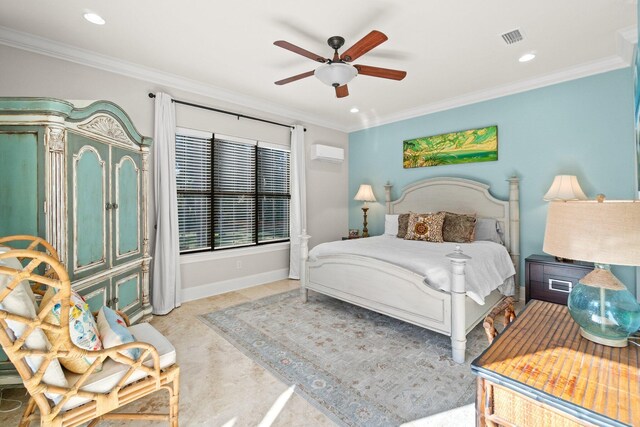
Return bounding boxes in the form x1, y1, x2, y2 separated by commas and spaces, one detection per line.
62, 322, 176, 411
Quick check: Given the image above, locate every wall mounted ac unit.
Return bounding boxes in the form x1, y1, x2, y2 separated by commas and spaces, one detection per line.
311, 144, 344, 163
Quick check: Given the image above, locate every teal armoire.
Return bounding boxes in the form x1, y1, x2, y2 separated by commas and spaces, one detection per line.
0, 98, 153, 384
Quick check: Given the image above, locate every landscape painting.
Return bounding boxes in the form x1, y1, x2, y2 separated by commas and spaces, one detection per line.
403, 125, 498, 168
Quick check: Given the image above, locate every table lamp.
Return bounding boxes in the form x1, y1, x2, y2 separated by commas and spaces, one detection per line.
543, 175, 587, 201
354, 184, 376, 237
543, 175, 588, 262
543, 196, 640, 347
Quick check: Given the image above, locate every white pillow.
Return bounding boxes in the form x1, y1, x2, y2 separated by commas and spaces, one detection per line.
474, 218, 504, 244
384, 214, 399, 236
0, 248, 69, 403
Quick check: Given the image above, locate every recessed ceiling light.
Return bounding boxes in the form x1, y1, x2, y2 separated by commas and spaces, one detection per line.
350, 107, 359, 113
519, 53, 536, 63
83, 12, 105, 25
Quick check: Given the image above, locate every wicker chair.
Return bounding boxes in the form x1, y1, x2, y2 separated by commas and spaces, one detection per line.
0, 235, 180, 426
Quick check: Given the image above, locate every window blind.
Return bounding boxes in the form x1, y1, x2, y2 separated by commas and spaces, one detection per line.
213, 139, 256, 249
258, 146, 290, 243
176, 129, 290, 253
176, 133, 212, 253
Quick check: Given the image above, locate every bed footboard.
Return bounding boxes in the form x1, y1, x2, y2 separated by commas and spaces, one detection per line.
301, 235, 475, 363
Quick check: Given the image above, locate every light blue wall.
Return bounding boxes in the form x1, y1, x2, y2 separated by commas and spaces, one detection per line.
349, 68, 636, 291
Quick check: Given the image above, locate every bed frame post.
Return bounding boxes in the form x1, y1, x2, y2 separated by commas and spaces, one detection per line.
508, 176, 520, 299
384, 182, 393, 214
447, 245, 471, 364
300, 230, 311, 303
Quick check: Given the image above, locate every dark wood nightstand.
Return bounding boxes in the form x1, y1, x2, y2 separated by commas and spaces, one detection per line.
341, 236, 361, 240
525, 254, 593, 305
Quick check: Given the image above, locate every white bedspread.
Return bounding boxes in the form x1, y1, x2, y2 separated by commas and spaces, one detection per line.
309, 236, 515, 305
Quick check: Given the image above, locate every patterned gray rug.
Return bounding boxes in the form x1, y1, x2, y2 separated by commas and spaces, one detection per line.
199, 290, 488, 426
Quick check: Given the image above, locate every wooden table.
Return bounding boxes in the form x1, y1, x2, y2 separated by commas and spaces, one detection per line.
472, 300, 639, 427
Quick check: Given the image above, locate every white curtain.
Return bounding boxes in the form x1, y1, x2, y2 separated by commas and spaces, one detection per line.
289, 125, 307, 279
152, 92, 181, 315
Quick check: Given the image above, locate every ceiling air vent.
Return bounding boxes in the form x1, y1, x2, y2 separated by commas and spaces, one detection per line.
501, 29, 523, 45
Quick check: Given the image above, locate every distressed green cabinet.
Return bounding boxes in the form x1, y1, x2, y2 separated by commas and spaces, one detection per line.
0, 98, 153, 317
0, 98, 153, 384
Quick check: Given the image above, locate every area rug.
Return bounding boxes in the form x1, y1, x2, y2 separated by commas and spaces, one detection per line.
199, 290, 489, 426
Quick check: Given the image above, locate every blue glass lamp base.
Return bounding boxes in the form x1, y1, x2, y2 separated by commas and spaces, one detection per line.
567, 264, 640, 348
579, 327, 627, 348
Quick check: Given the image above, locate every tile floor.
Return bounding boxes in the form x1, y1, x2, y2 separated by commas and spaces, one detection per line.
0, 280, 508, 426
0, 280, 335, 426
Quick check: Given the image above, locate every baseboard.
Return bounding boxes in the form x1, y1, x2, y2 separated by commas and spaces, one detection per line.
181, 268, 289, 303
519, 285, 525, 302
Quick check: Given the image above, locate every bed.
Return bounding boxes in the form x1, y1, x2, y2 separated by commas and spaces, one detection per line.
299, 176, 520, 363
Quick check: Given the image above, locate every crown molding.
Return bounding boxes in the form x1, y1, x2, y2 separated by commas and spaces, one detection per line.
616, 26, 638, 66
0, 25, 349, 132
347, 53, 632, 133
0, 25, 635, 135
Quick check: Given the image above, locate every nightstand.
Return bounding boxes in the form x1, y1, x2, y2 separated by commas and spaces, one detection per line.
472, 300, 639, 426
341, 236, 361, 240
525, 254, 593, 305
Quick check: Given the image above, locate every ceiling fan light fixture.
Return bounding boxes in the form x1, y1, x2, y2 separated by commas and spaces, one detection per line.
314, 63, 358, 87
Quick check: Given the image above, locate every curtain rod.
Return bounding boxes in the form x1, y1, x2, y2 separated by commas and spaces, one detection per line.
148, 93, 305, 132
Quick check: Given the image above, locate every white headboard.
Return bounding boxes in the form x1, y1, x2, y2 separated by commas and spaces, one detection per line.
384, 176, 521, 284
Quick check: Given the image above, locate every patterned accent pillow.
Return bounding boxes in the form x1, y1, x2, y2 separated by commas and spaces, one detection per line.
442, 212, 477, 243
97, 306, 140, 361
40, 287, 103, 374
404, 212, 446, 242
397, 213, 410, 238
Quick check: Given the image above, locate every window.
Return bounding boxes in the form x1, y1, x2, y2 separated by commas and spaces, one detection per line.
176, 128, 290, 253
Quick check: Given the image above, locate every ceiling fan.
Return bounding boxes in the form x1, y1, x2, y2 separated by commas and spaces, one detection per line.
274, 30, 407, 98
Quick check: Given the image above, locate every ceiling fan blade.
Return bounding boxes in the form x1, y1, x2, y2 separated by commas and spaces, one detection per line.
274, 70, 315, 85
335, 85, 349, 98
354, 65, 407, 80
274, 40, 327, 63
340, 30, 388, 62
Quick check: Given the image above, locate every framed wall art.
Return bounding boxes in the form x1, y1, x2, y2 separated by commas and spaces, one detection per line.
403, 125, 498, 168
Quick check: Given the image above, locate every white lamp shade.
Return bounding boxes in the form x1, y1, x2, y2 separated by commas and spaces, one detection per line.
354, 184, 376, 202
315, 63, 358, 87
543, 175, 587, 201
543, 200, 640, 266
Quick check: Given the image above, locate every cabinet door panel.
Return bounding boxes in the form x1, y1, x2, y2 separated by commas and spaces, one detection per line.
0, 127, 46, 242
68, 133, 110, 280
113, 266, 142, 318
76, 278, 111, 313
112, 148, 141, 265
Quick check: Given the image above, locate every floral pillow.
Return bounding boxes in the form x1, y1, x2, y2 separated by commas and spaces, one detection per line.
442, 212, 477, 243
40, 288, 103, 374
404, 212, 446, 242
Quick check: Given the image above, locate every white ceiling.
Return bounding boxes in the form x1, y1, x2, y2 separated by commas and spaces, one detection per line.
0, 0, 636, 132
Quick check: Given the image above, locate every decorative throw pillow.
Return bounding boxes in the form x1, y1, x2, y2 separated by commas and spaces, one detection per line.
384, 214, 399, 236
404, 212, 446, 242
397, 213, 410, 238
442, 212, 477, 243
0, 249, 69, 403
474, 218, 504, 244
97, 306, 140, 361
40, 287, 103, 374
